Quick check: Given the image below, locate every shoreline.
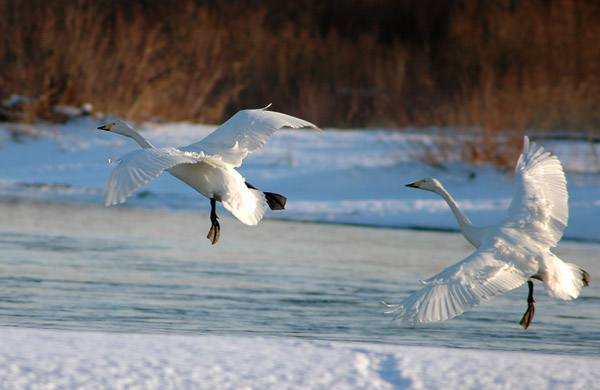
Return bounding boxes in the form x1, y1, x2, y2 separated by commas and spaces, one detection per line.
3, 195, 599, 245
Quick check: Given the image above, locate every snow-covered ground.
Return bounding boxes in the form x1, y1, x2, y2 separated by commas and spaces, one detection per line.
1, 327, 598, 390
1, 115, 599, 389
0, 116, 598, 240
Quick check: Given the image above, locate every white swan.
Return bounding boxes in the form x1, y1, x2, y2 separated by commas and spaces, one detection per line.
97, 105, 320, 244
387, 136, 589, 328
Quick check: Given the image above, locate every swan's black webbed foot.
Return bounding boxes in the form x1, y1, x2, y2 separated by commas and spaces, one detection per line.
207, 220, 220, 245
582, 269, 590, 287
245, 181, 287, 210
264, 192, 286, 210
207, 198, 220, 245
520, 280, 536, 329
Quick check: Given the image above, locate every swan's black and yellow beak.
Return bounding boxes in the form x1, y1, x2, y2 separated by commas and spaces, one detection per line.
97, 123, 113, 131
406, 180, 424, 188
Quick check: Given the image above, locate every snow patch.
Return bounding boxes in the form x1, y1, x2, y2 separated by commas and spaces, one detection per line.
1, 327, 598, 390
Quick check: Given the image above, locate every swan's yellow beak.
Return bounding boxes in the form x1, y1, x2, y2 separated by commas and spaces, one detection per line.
406, 180, 424, 188
97, 123, 113, 131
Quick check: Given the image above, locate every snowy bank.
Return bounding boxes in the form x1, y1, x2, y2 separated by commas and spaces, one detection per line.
0, 117, 598, 241
1, 327, 598, 390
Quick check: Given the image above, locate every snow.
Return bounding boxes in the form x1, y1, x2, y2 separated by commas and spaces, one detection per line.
1, 327, 598, 390
1, 115, 599, 389
1, 117, 598, 240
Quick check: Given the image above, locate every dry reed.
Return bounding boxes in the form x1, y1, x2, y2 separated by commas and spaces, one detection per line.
1, 0, 599, 167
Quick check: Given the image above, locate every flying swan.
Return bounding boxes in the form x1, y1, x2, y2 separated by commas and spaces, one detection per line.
97, 105, 320, 244
386, 136, 589, 328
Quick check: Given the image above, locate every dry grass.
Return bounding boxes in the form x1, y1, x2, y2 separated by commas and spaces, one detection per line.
1, 0, 599, 167
0, 1, 255, 123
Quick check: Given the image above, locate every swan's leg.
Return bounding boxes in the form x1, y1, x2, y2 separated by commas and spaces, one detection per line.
207, 198, 220, 245
245, 182, 287, 210
520, 280, 535, 329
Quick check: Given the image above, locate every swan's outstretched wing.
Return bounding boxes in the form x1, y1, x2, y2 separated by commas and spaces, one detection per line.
387, 246, 531, 325
182, 105, 320, 167
103, 148, 217, 206
503, 136, 568, 247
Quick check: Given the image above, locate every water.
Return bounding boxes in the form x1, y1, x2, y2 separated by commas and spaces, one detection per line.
1, 198, 599, 356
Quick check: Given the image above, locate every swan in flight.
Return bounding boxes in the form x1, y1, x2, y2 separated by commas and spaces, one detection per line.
387, 136, 589, 328
97, 105, 320, 244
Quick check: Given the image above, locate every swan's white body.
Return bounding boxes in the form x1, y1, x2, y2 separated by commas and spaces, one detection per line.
388, 136, 588, 326
99, 106, 320, 230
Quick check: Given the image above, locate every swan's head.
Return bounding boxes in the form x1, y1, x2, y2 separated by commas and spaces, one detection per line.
406, 178, 442, 193
97, 120, 134, 136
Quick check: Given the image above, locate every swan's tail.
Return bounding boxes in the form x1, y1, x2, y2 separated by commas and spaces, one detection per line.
222, 188, 267, 226
540, 254, 590, 300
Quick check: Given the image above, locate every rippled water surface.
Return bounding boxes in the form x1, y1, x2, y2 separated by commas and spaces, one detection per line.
1, 198, 599, 355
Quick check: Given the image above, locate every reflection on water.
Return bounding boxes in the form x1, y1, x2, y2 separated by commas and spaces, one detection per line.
0, 198, 599, 356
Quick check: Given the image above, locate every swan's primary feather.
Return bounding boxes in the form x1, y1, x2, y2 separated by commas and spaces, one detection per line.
103, 148, 208, 206
182, 106, 320, 167
387, 245, 532, 325
503, 136, 568, 248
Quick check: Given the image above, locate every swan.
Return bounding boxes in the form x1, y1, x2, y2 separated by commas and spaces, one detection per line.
97, 105, 320, 244
386, 136, 589, 328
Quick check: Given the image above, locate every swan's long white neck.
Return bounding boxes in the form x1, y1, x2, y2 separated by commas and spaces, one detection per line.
123, 128, 155, 149
434, 184, 482, 248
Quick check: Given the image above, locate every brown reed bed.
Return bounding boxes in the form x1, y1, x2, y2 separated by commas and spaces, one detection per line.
1, 0, 599, 167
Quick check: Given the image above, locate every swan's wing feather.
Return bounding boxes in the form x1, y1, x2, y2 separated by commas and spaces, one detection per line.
387, 247, 530, 325
503, 136, 568, 247
103, 148, 202, 206
182, 106, 320, 167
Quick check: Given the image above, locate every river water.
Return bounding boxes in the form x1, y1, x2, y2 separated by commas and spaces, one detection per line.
1, 198, 598, 356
